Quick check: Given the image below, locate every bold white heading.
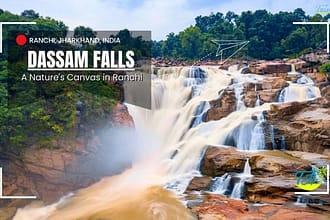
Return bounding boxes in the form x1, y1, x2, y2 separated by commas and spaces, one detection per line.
27, 50, 135, 69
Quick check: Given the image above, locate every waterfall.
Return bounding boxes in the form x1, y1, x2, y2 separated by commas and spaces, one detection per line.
278, 83, 320, 102
255, 94, 261, 106
278, 74, 320, 102
234, 83, 246, 111
230, 158, 252, 199
288, 64, 299, 75
12, 64, 321, 219
249, 113, 265, 151
296, 75, 314, 84
191, 101, 210, 128
224, 110, 267, 151
280, 135, 286, 150
269, 124, 278, 150
243, 158, 252, 176
209, 173, 232, 194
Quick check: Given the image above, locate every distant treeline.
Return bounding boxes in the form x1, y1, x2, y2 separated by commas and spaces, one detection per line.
152, 9, 330, 60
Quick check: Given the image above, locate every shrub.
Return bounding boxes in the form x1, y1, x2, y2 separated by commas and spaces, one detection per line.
319, 62, 330, 80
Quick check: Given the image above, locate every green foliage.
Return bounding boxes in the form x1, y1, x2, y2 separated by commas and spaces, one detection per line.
73, 26, 96, 38
281, 27, 308, 55
21, 10, 39, 19
153, 8, 329, 60
179, 26, 203, 59
0, 9, 121, 154
319, 62, 330, 79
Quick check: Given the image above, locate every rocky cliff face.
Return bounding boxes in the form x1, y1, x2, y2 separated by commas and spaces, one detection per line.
267, 89, 330, 154
0, 103, 134, 218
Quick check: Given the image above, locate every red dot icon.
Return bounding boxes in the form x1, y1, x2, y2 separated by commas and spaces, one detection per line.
16, 34, 27, 46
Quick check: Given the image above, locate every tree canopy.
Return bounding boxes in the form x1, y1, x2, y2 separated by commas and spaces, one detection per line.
153, 8, 330, 60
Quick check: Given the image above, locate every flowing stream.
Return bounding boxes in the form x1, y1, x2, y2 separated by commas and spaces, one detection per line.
13, 66, 321, 220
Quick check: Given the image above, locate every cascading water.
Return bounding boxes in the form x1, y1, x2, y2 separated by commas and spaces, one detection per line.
288, 64, 300, 75
234, 83, 246, 111
249, 113, 266, 151
269, 124, 278, 150
209, 173, 232, 194
280, 135, 286, 150
230, 158, 252, 199
278, 74, 320, 102
255, 94, 261, 106
191, 101, 210, 128
13, 64, 322, 219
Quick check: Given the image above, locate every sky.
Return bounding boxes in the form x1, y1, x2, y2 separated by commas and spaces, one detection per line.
1, 0, 329, 40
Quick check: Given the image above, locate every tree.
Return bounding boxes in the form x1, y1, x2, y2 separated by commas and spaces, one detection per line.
21, 9, 39, 19
179, 26, 203, 59
162, 33, 181, 58
294, 8, 307, 21
281, 27, 308, 55
73, 26, 96, 38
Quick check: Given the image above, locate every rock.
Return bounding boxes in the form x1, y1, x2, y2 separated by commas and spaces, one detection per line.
200, 147, 246, 177
0, 103, 135, 210
269, 208, 329, 220
206, 89, 236, 121
249, 151, 309, 175
321, 85, 330, 102
189, 187, 330, 220
300, 51, 329, 64
258, 89, 282, 103
110, 103, 135, 127
268, 102, 308, 120
186, 176, 213, 192
0, 207, 17, 220
250, 62, 291, 75
261, 77, 288, 90
243, 78, 288, 107
190, 194, 259, 220
245, 176, 297, 204
268, 102, 330, 154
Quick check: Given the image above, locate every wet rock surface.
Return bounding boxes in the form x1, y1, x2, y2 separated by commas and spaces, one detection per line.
267, 100, 330, 154
189, 194, 329, 220
200, 147, 246, 177
192, 146, 330, 219
206, 89, 236, 121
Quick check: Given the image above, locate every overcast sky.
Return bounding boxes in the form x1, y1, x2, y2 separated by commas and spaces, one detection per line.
1, 0, 329, 40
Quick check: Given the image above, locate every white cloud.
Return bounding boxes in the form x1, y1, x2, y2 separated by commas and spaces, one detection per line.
1, 0, 329, 40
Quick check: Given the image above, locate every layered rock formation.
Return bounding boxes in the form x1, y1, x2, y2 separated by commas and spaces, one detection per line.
188, 146, 330, 219
0, 103, 134, 219
206, 77, 288, 121
267, 89, 330, 154
190, 194, 329, 220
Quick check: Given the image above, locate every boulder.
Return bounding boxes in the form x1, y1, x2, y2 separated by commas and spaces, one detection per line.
206, 89, 236, 121
186, 176, 213, 192
250, 62, 291, 75
249, 151, 309, 175
268, 102, 308, 120
245, 176, 297, 204
261, 77, 289, 90
200, 147, 246, 177
190, 194, 257, 220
